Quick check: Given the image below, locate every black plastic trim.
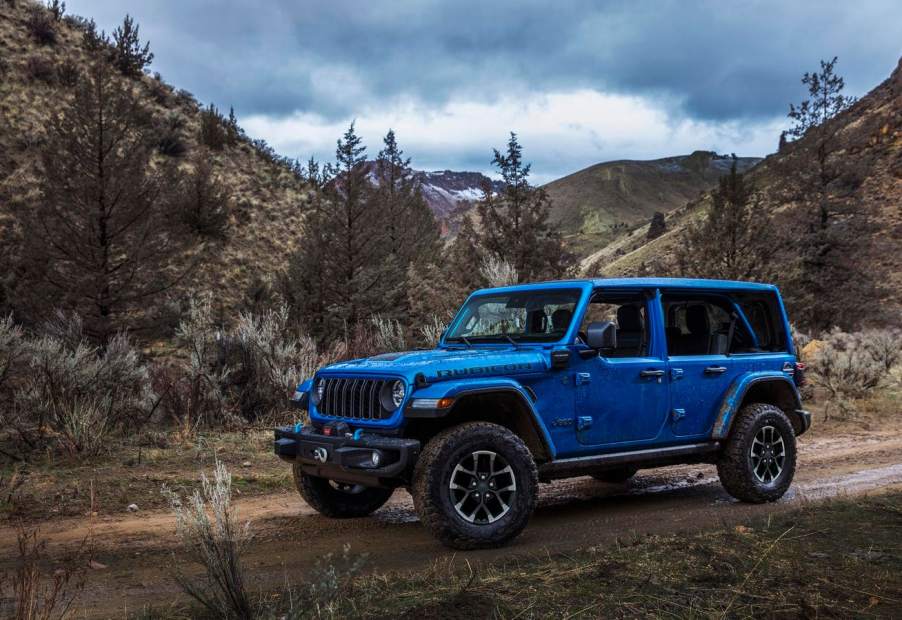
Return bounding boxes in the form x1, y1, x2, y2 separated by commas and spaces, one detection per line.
274, 426, 420, 486
538, 441, 720, 480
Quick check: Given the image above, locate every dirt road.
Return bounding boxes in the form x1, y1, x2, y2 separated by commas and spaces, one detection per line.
3, 426, 901, 618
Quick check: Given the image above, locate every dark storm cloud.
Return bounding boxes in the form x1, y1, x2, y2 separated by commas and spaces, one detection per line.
65, 0, 902, 124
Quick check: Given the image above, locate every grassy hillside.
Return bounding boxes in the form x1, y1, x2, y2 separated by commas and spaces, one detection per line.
0, 1, 311, 322
592, 57, 902, 318
544, 151, 760, 255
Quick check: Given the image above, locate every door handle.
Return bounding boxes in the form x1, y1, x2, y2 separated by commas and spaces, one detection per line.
704, 366, 728, 374
640, 369, 665, 378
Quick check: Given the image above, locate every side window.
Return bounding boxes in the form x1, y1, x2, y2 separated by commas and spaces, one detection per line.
578, 292, 649, 358
737, 295, 788, 352
663, 294, 755, 356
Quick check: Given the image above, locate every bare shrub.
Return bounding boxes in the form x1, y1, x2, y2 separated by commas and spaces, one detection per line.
199, 104, 230, 150
419, 314, 447, 348
5, 313, 154, 455
55, 58, 80, 87
25, 6, 56, 45
0, 315, 25, 396
158, 295, 233, 435
480, 256, 517, 287
0, 529, 85, 620
279, 544, 367, 619
156, 112, 187, 157
25, 56, 56, 83
163, 460, 253, 620
809, 328, 902, 418
860, 328, 902, 373
1, 464, 26, 514
369, 315, 406, 352
177, 153, 232, 238
223, 305, 322, 421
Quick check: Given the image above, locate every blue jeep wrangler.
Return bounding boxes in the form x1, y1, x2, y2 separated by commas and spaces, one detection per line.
275, 278, 810, 549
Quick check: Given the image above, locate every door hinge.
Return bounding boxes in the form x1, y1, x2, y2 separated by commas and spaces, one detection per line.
671, 408, 686, 422
577, 416, 593, 431
575, 372, 591, 386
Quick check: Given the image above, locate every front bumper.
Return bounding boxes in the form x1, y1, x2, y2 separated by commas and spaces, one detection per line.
274, 425, 420, 487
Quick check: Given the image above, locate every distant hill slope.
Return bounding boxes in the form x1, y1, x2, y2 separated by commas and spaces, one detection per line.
593, 57, 902, 319
0, 1, 310, 320
543, 151, 761, 255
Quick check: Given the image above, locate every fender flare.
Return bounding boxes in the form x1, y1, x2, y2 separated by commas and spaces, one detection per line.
405, 378, 556, 460
712, 372, 803, 440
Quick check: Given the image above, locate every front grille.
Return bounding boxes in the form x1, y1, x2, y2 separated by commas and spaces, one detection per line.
318, 378, 392, 420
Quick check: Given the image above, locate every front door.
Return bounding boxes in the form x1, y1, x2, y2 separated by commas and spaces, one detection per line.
573, 290, 670, 447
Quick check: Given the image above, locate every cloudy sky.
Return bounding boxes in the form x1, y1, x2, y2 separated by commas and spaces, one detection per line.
68, 0, 902, 182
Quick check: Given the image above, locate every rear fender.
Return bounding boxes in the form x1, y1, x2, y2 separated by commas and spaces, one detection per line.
712, 372, 804, 439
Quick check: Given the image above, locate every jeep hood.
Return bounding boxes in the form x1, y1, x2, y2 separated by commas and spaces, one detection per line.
320, 347, 548, 383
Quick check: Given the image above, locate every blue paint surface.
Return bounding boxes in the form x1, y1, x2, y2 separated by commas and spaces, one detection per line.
296, 278, 802, 460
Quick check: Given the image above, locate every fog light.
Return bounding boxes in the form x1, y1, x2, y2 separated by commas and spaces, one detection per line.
371, 451, 382, 467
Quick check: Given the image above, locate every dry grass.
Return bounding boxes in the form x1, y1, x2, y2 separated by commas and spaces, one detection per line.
0, 528, 86, 620
0, 430, 290, 522
127, 492, 901, 618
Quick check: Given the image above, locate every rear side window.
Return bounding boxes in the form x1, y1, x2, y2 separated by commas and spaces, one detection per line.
736, 294, 788, 352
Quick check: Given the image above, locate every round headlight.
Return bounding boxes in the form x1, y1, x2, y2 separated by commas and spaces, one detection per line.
313, 378, 326, 404
391, 380, 405, 408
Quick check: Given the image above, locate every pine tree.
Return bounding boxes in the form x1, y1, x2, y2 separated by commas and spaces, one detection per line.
443, 214, 487, 298
111, 15, 153, 78
370, 130, 441, 317
778, 57, 876, 330
787, 57, 856, 139
177, 150, 232, 239
476, 133, 573, 282
675, 159, 775, 281
646, 211, 666, 241
14, 62, 186, 342
288, 124, 395, 341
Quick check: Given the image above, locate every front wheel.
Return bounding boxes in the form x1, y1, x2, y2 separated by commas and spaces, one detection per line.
293, 465, 394, 518
412, 422, 538, 549
717, 403, 797, 503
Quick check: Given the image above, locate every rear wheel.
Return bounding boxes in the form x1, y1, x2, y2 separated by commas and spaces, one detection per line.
293, 464, 394, 518
717, 403, 797, 503
591, 466, 638, 484
412, 422, 538, 549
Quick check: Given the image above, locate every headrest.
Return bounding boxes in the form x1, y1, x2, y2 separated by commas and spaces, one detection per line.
686, 304, 709, 334
528, 310, 547, 334
550, 308, 572, 331
617, 304, 642, 332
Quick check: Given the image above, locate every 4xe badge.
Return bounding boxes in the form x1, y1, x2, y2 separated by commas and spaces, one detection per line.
312, 447, 329, 463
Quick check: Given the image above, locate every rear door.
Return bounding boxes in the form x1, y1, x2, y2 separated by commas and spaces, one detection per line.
662, 292, 757, 438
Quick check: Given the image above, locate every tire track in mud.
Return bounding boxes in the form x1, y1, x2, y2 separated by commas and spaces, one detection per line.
2, 428, 901, 618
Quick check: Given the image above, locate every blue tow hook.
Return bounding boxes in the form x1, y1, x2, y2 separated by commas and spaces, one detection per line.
293, 422, 302, 434
352, 428, 363, 441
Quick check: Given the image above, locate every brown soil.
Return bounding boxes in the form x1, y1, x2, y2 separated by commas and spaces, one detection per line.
1, 421, 900, 618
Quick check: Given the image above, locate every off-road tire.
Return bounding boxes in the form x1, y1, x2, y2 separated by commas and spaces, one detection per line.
412, 422, 538, 549
292, 464, 393, 518
591, 466, 638, 484
717, 403, 797, 503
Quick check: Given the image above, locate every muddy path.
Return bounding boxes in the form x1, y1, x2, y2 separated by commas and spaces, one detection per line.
2, 426, 902, 618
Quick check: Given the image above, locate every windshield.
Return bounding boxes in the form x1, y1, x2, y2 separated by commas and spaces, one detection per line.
445, 288, 582, 343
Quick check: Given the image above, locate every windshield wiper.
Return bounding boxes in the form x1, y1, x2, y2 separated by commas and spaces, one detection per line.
503, 335, 520, 348
447, 336, 473, 348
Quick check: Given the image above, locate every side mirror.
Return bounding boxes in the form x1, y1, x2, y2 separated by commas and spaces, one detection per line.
586, 321, 617, 351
